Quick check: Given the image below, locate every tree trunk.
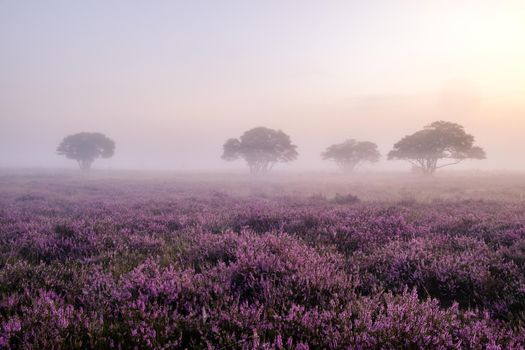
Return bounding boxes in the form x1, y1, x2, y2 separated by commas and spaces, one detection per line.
248, 161, 273, 175
340, 161, 358, 174
422, 164, 436, 176
78, 159, 93, 171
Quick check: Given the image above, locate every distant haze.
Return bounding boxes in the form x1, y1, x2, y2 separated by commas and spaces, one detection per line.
1, 1, 524, 171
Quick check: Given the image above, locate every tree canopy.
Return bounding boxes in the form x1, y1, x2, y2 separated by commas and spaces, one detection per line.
388, 121, 485, 175
222, 127, 298, 174
322, 139, 380, 173
57, 132, 115, 171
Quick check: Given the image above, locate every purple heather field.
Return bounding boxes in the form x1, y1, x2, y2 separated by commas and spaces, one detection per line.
1, 171, 525, 349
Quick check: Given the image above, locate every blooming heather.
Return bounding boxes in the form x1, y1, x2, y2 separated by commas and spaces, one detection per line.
1, 176, 524, 349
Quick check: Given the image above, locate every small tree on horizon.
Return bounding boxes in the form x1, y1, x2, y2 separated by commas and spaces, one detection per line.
222, 127, 298, 174
57, 132, 115, 171
322, 139, 380, 173
388, 121, 485, 175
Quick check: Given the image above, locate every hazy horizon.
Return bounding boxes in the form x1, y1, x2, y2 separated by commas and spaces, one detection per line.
1, 1, 524, 171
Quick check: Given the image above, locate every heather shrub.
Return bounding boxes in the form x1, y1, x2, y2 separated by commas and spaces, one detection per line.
307, 193, 327, 202
2, 176, 525, 348
1, 290, 99, 349
500, 238, 525, 272
171, 231, 355, 310
49, 235, 522, 349
215, 232, 354, 309
349, 290, 524, 349
63, 232, 356, 348
0, 261, 87, 299
358, 235, 525, 320
332, 193, 360, 205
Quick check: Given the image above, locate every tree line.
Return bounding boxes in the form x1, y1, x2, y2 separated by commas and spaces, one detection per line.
57, 121, 485, 176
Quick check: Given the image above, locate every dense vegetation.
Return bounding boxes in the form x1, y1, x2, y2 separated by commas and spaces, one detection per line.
1, 173, 524, 349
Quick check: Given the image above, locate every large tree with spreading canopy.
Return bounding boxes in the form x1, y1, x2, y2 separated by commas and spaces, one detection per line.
57, 132, 115, 171
222, 127, 298, 174
322, 139, 380, 173
388, 121, 485, 175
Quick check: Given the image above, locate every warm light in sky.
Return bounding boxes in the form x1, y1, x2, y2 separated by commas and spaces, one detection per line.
0, 1, 524, 170
436, 2, 525, 98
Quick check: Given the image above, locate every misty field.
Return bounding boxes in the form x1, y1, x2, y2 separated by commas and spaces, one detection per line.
1, 172, 525, 349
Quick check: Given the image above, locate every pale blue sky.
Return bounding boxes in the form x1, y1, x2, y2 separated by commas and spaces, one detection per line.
1, 1, 524, 170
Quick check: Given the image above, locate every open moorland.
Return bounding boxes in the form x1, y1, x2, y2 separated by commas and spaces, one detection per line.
1, 171, 525, 349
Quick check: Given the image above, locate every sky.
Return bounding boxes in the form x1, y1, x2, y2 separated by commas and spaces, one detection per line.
1, 0, 524, 171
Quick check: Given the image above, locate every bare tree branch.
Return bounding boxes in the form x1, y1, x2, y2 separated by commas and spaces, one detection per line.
436, 159, 464, 169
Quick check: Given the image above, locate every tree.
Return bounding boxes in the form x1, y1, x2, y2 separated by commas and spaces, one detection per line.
57, 132, 115, 171
222, 127, 298, 174
388, 121, 485, 175
322, 139, 380, 173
